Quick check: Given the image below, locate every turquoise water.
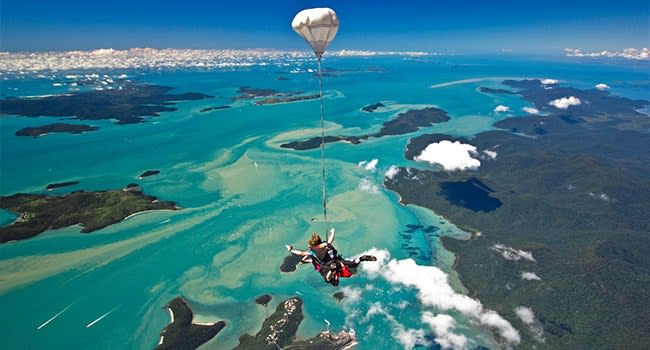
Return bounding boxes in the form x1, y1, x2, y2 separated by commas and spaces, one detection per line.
0, 55, 648, 349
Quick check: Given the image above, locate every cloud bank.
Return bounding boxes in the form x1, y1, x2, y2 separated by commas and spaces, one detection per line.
549, 96, 581, 109
422, 312, 468, 350
358, 159, 379, 172
541, 79, 558, 85
384, 165, 400, 180
514, 306, 545, 342
494, 105, 510, 113
595, 83, 610, 91
482, 150, 497, 160
0, 48, 430, 73
565, 47, 649, 60
414, 140, 481, 171
360, 248, 521, 346
358, 178, 379, 194
521, 271, 541, 280
522, 106, 540, 114
490, 244, 535, 262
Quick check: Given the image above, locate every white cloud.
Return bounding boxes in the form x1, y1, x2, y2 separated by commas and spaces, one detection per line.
482, 150, 497, 160
549, 96, 581, 109
522, 106, 540, 114
358, 178, 379, 194
521, 271, 541, 280
384, 165, 400, 180
479, 311, 521, 344
589, 192, 611, 201
494, 105, 510, 113
514, 306, 535, 325
358, 158, 378, 172
361, 301, 429, 349
491, 244, 535, 262
565, 47, 649, 60
414, 140, 481, 171
395, 328, 427, 349
514, 306, 545, 342
0, 49, 430, 73
422, 312, 468, 350
595, 83, 610, 91
541, 79, 558, 85
339, 286, 363, 303
359, 248, 521, 346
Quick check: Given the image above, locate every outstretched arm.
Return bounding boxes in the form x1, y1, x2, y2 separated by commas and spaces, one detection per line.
286, 245, 311, 257
327, 227, 335, 244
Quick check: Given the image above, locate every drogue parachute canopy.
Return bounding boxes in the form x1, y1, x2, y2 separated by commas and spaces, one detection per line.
291, 8, 339, 58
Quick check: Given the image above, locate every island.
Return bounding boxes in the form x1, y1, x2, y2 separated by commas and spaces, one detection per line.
139, 170, 161, 179
281, 135, 365, 151
478, 87, 515, 94
0, 83, 211, 125
256, 93, 319, 105
384, 79, 650, 349
279, 254, 304, 273
155, 296, 357, 350
281, 106, 451, 150
254, 294, 272, 307
0, 187, 179, 243
123, 183, 142, 192
200, 105, 231, 113
15, 123, 99, 137
156, 297, 226, 350
361, 102, 384, 112
232, 297, 357, 350
46, 181, 80, 190
233, 86, 280, 100
233, 86, 320, 106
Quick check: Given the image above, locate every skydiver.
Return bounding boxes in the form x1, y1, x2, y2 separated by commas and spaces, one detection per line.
286, 228, 377, 286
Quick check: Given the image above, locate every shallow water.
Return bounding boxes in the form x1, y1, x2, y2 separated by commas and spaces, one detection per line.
0, 55, 647, 349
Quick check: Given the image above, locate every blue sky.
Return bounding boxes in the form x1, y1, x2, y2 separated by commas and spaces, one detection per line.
1, 0, 648, 52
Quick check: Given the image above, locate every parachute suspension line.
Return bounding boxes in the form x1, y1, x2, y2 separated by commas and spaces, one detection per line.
317, 56, 328, 241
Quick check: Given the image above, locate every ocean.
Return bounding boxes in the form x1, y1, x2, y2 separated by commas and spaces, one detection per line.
0, 53, 647, 349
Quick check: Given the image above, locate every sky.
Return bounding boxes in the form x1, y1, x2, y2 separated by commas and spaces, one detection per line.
1, 0, 648, 53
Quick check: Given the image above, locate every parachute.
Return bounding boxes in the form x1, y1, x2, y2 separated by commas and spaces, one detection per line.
291, 7, 339, 240
291, 8, 339, 58
287, 9, 378, 286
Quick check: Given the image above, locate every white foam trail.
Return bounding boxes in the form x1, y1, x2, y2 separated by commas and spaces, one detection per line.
430, 78, 486, 89
167, 307, 175, 323
160, 219, 171, 224
37, 302, 75, 330
295, 291, 304, 296
86, 306, 119, 328
430, 76, 524, 89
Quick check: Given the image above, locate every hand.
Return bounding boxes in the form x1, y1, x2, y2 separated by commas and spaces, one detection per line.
285, 245, 293, 251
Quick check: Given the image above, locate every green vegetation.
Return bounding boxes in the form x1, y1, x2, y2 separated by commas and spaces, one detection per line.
385, 80, 650, 348
0, 84, 211, 124
0, 188, 178, 243
15, 123, 99, 137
